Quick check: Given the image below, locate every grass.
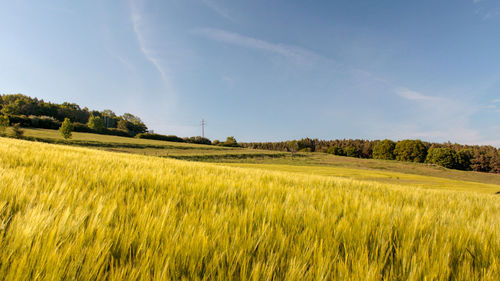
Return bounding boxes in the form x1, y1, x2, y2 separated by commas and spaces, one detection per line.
0, 137, 499, 280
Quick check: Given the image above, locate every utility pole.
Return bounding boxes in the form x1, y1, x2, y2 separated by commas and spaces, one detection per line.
201, 119, 206, 138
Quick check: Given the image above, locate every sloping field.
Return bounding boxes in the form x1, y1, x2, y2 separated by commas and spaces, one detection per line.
213, 153, 500, 188
19, 128, 286, 159
16, 128, 500, 190
0, 138, 499, 280
219, 163, 500, 194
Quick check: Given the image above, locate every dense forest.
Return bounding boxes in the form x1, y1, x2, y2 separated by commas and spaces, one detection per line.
241, 138, 500, 174
0, 94, 148, 137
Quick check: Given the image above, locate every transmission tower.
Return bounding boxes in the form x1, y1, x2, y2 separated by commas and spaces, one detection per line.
201, 119, 206, 138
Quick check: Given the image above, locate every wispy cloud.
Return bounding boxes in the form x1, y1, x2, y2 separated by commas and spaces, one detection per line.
128, 0, 178, 121
129, 0, 170, 83
106, 48, 135, 71
396, 88, 441, 102
473, 0, 499, 20
201, 0, 236, 22
195, 27, 496, 145
493, 99, 500, 103
194, 28, 323, 63
390, 87, 486, 144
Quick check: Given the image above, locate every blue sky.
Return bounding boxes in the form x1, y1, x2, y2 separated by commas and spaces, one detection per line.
1, 0, 499, 145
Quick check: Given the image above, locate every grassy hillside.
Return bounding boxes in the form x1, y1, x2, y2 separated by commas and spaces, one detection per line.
12, 128, 500, 193
0, 137, 499, 280
219, 163, 500, 194
18, 128, 286, 159
211, 152, 500, 188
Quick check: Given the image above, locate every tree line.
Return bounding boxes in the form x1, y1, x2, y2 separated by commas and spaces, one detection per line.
0, 94, 148, 137
241, 138, 500, 174
0, 94, 242, 147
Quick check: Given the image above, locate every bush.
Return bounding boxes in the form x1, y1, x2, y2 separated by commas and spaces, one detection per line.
394, 140, 427, 163
59, 118, 74, 139
72, 122, 92, 133
105, 128, 131, 137
344, 146, 360, 158
29, 115, 60, 129
373, 139, 396, 160
8, 115, 31, 127
326, 146, 345, 156
11, 123, 24, 139
136, 133, 185, 143
88, 115, 105, 132
426, 147, 459, 169
185, 136, 212, 145
219, 136, 240, 147
0, 115, 9, 134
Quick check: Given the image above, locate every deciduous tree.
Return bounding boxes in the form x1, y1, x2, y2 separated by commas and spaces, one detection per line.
59, 118, 74, 139
88, 115, 105, 132
394, 140, 427, 163
426, 147, 459, 169
373, 139, 396, 160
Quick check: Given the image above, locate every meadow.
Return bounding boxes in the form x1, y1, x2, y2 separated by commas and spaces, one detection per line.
0, 137, 499, 280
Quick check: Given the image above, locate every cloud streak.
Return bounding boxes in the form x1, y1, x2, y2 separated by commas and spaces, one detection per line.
396, 88, 441, 102
127, 0, 178, 126
194, 28, 323, 63
201, 0, 236, 22
195, 27, 494, 145
129, 0, 170, 83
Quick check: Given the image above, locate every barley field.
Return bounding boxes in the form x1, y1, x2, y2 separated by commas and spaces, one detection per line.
0, 137, 499, 280
219, 163, 500, 194
18, 128, 500, 190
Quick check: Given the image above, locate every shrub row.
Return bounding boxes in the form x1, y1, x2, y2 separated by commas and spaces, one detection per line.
135, 133, 186, 143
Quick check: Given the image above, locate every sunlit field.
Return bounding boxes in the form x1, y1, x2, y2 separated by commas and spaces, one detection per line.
218, 163, 500, 194
17, 128, 286, 159
0, 137, 499, 280
16, 128, 500, 190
